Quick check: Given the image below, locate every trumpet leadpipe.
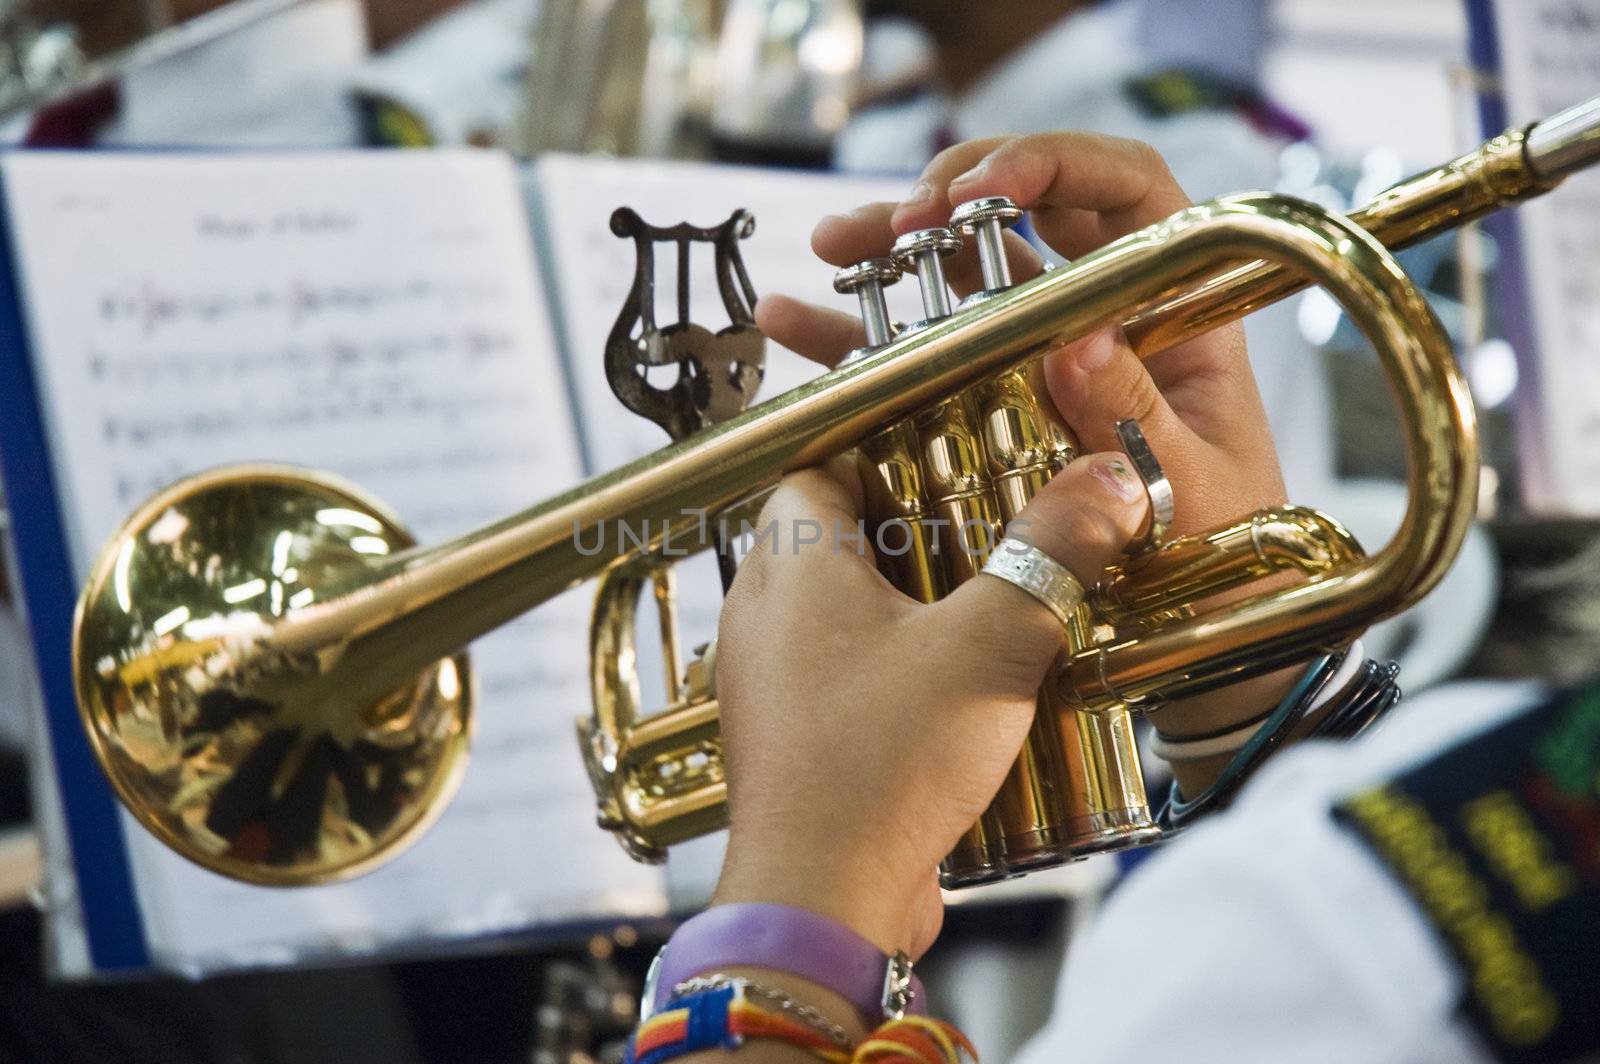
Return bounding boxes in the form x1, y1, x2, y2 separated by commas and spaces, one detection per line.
1126, 96, 1600, 356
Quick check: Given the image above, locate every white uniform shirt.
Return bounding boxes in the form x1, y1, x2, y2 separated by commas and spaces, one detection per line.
80, 0, 539, 151
1018, 680, 1548, 1064
833, 5, 1337, 511
351, 0, 540, 148
97, 0, 369, 149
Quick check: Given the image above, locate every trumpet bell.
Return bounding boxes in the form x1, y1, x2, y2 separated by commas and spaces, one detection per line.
73, 466, 473, 885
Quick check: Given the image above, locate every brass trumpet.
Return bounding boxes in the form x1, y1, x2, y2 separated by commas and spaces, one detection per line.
73, 98, 1600, 887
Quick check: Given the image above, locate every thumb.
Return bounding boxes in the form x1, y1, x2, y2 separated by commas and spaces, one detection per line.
929, 452, 1150, 692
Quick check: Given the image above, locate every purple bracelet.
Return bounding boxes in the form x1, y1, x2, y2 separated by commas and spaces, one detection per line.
647, 903, 926, 1022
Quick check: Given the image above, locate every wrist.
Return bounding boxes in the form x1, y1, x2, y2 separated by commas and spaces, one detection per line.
712, 848, 918, 957
649, 900, 926, 1035
1152, 665, 1304, 740
681, 967, 872, 1044
645, 968, 866, 1064
1154, 667, 1301, 796
1156, 644, 1384, 807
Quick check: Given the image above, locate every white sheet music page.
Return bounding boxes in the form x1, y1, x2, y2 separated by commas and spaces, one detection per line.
1492, 1, 1600, 512
2, 150, 665, 974
535, 156, 928, 901
535, 155, 924, 473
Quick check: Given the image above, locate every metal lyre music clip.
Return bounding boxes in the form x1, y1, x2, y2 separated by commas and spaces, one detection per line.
605, 207, 767, 592
605, 207, 767, 445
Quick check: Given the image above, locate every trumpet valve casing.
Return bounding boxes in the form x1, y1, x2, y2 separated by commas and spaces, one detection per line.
969, 364, 1159, 870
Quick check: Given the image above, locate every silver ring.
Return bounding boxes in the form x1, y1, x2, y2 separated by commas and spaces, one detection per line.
1115, 418, 1173, 553
981, 538, 1086, 628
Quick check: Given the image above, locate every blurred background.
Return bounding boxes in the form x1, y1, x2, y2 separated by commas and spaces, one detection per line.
1, 0, 1597, 1060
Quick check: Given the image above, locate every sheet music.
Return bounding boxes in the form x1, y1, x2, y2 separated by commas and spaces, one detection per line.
533, 157, 920, 696
1, 151, 665, 974
535, 156, 927, 902
535, 154, 925, 473
1491, 1, 1600, 512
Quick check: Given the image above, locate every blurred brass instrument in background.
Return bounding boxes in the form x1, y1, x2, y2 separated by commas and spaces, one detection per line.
4, 0, 863, 157
0, 0, 316, 123
519, 0, 862, 160
72, 96, 1600, 887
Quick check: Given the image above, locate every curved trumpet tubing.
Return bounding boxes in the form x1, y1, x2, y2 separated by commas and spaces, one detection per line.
72, 101, 1600, 884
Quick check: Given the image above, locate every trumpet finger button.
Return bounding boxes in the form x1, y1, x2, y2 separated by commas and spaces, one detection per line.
833, 258, 902, 352
951, 196, 1024, 294
891, 228, 962, 324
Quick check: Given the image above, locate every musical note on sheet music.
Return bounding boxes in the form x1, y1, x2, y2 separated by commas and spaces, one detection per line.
1, 150, 667, 976
96, 276, 507, 336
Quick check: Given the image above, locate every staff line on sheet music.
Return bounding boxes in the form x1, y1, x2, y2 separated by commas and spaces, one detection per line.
85, 329, 522, 384
101, 387, 534, 443
96, 276, 508, 339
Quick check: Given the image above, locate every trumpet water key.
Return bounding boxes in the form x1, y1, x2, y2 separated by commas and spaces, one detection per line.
72, 97, 1600, 886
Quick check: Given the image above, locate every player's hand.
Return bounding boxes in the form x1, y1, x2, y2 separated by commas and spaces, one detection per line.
756, 132, 1295, 751
714, 452, 1150, 958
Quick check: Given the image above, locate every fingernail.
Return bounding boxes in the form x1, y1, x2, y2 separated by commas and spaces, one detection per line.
1075, 328, 1117, 372
1090, 456, 1144, 502
904, 180, 936, 205
951, 156, 993, 188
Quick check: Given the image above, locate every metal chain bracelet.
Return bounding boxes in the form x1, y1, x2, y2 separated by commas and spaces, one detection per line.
670, 975, 855, 1050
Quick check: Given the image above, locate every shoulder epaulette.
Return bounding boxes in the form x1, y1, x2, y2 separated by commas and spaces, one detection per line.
1336, 681, 1600, 1063
1124, 69, 1244, 119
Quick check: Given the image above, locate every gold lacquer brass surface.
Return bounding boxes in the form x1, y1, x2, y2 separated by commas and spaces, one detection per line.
582, 554, 726, 862
71, 101, 1600, 884
583, 192, 1478, 875
973, 365, 1158, 874
909, 394, 1010, 883
74, 467, 471, 884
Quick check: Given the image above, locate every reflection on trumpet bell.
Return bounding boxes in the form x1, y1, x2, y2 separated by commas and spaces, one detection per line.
73, 466, 472, 885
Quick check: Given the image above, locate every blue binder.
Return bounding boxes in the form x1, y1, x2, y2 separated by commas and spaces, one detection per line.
0, 158, 149, 971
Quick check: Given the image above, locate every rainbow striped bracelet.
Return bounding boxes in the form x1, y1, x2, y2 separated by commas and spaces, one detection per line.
629, 983, 851, 1064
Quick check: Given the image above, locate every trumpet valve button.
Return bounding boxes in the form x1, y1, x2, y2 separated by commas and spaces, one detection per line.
833, 257, 901, 351
889, 227, 963, 268
950, 196, 1023, 230
833, 257, 902, 295
890, 227, 962, 323
951, 196, 1023, 294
